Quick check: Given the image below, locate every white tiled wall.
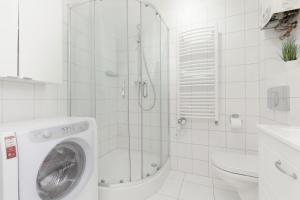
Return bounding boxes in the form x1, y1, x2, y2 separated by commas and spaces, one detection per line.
259, 15, 300, 126
157, 0, 260, 177
0, 81, 67, 123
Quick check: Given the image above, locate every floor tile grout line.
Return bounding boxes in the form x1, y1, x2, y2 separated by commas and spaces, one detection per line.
212, 175, 216, 200
176, 173, 186, 200
153, 170, 240, 200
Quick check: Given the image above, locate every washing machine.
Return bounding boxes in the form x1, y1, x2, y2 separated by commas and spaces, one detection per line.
0, 117, 98, 200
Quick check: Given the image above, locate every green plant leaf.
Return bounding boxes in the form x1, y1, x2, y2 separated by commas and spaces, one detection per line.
281, 38, 299, 62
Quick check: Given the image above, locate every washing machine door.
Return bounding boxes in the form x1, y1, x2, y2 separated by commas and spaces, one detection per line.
36, 141, 86, 200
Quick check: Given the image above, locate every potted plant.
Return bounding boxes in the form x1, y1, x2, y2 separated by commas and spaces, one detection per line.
281, 38, 300, 67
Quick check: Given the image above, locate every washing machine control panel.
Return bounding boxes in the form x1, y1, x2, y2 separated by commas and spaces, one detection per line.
30, 121, 89, 142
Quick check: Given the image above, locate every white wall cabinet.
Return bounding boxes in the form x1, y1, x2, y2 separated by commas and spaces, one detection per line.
0, 1, 19, 77
19, 0, 63, 83
0, 0, 63, 83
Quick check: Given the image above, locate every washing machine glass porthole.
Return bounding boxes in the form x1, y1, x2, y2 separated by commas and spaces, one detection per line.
36, 141, 86, 200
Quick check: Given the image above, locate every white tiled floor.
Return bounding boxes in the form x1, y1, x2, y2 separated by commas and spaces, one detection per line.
148, 171, 240, 200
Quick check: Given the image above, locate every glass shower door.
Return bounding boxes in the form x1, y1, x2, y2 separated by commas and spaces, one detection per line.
140, 3, 162, 178
68, 2, 95, 118
69, 0, 170, 185
94, 0, 131, 185
160, 21, 170, 166
127, 0, 143, 182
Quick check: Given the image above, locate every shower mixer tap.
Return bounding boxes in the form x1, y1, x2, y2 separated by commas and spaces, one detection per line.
135, 80, 149, 98
142, 81, 148, 98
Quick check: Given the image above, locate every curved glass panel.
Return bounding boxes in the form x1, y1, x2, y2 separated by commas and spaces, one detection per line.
160, 20, 170, 167
67, 0, 169, 186
36, 142, 86, 200
140, 3, 162, 178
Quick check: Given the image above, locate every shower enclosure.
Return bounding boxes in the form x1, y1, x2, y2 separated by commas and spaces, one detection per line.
67, 0, 169, 189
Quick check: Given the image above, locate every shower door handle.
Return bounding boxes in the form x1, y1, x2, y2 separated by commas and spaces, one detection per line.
142, 81, 148, 98
121, 81, 126, 99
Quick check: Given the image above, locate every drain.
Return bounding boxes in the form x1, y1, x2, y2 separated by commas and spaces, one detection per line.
120, 180, 124, 183
100, 179, 106, 184
146, 173, 150, 177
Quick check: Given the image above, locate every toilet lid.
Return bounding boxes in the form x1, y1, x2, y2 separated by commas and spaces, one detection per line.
212, 152, 258, 178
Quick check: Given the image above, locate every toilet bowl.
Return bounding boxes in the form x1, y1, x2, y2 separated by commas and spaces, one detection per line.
211, 152, 258, 200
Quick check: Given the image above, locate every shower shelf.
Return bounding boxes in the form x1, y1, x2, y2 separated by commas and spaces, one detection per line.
177, 25, 219, 122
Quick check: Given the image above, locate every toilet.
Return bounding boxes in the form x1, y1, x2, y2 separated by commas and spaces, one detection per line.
211, 152, 258, 200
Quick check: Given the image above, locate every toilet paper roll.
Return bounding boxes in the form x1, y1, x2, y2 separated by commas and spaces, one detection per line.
230, 116, 242, 129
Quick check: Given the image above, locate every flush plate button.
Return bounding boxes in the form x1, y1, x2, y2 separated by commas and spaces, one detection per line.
267, 86, 290, 111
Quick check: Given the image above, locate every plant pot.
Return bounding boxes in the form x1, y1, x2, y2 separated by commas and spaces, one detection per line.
284, 59, 300, 68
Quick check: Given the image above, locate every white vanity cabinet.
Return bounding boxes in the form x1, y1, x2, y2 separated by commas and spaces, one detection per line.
259, 125, 300, 200
0, 0, 63, 83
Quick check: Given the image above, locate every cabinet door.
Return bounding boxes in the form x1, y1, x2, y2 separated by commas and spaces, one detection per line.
19, 0, 63, 83
0, 0, 18, 77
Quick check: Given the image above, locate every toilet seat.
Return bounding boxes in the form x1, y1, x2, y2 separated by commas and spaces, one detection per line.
212, 152, 258, 178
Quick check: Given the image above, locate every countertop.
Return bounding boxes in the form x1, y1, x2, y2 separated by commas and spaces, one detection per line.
258, 124, 300, 152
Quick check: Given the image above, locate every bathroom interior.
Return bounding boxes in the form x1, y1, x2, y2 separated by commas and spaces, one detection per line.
0, 0, 300, 200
